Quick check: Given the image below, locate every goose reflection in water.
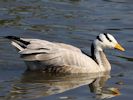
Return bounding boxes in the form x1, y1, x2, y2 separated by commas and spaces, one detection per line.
5, 71, 120, 100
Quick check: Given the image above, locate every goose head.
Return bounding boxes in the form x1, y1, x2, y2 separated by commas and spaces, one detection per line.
93, 33, 125, 51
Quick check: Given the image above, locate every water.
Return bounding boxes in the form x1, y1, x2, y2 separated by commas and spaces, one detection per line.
0, 0, 133, 100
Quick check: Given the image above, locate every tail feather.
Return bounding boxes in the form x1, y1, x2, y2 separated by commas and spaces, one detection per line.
5, 36, 30, 45
5, 36, 30, 51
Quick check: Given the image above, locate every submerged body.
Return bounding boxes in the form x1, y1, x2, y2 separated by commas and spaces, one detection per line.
5, 33, 125, 73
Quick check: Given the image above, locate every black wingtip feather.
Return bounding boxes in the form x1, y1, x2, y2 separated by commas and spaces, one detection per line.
5, 36, 30, 45
4, 36, 20, 40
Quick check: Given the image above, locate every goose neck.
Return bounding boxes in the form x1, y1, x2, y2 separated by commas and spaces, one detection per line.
91, 43, 111, 71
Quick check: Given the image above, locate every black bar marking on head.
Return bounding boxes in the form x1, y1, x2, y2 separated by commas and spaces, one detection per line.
104, 33, 112, 42
97, 36, 103, 42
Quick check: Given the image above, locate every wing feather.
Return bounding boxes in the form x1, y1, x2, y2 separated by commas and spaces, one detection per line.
17, 38, 98, 70
6, 36, 99, 72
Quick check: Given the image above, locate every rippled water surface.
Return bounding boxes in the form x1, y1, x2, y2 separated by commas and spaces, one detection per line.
0, 0, 133, 100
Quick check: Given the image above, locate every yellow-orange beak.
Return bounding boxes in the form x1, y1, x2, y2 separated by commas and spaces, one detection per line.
114, 43, 125, 51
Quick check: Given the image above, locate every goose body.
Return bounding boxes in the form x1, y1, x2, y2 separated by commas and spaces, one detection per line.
5, 33, 125, 73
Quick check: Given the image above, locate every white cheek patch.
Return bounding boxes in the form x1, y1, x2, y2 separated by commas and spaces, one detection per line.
110, 42, 115, 48
94, 40, 103, 51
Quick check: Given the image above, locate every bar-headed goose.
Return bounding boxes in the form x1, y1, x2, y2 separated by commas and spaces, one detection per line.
5, 33, 125, 73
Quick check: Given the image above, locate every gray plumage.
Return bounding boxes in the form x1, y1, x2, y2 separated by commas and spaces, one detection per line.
5, 33, 124, 73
